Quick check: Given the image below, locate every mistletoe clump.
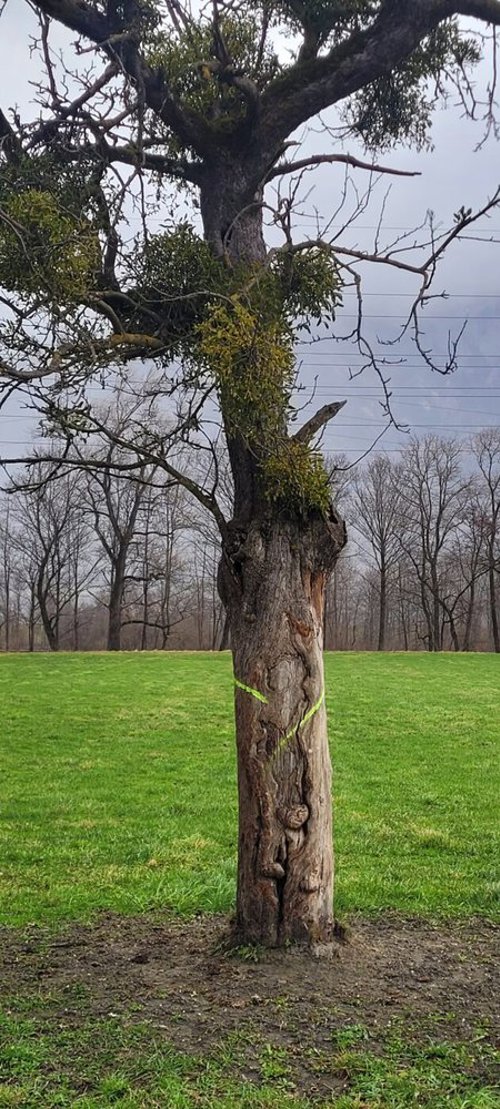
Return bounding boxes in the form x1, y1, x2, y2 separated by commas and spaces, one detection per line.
263, 438, 331, 513
146, 14, 280, 150
273, 247, 342, 328
0, 187, 100, 304
198, 293, 332, 514
198, 297, 294, 435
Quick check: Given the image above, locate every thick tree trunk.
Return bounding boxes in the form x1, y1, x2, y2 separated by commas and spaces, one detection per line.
448, 612, 460, 652
398, 568, 409, 651
202, 168, 347, 945
37, 577, 59, 652
220, 510, 345, 946
430, 568, 442, 651
463, 581, 475, 652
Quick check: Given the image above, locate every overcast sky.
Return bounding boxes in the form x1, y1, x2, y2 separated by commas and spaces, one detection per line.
0, 1, 499, 467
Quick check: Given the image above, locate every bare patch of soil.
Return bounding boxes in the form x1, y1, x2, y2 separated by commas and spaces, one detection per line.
1, 913, 498, 1099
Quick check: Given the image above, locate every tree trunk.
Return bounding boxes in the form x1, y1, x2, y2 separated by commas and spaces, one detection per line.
448, 611, 460, 652
141, 577, 149, 651
37, 575, 59, 652
107, 586, 122, 651
28, 585, 36, 652
219, 610, 230, 651
489, 563, 500, 653
202, 169, 347, 945
220, 510, 345, 946
398, 568, 409, 651
107, 549, 127, 651
430, 567, 442, 651
463, 581, 475, 652
378, 564, 387, 651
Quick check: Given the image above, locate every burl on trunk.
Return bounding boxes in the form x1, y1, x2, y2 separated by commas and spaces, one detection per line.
220, 510, 346, 947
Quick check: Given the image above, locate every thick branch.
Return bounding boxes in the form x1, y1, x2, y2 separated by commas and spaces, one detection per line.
294, 401, 347, 444
97, 142, 202, 183
267, 153, 421, 182
30, 0, 214, 156
260, 0, 500, 148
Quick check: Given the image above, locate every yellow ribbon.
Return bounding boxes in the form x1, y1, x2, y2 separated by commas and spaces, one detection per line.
234, 677, 269, 704
234, 678, 325, 750
279, 688, 325, 749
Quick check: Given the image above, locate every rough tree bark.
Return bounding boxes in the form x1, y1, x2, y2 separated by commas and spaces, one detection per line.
220, 514, 345, 945
200, 182, 346, 943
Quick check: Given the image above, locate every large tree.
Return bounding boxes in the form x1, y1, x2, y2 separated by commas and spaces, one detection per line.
1, 0, 500, 946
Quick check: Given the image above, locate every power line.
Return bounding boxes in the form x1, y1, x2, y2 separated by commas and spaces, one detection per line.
295, 338, 500, 351
339, 292, 500, 298
308, 313, 500, 320
0, 446, 479, 454
299, 363, 500, 370
289, 221, 500, 232
3, 423, 498, 447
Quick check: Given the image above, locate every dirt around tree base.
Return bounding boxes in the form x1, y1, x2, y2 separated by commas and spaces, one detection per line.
1, 913, 498, 1102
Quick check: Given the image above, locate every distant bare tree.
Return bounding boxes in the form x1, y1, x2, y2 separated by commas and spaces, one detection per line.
472, 430, 500, 652
83, 451, 152, 652
397, 437, 473, 652
350, 457, 401, 651
0, 495, 14, 650
123, 481, 192, 650
11, 463, 92, 651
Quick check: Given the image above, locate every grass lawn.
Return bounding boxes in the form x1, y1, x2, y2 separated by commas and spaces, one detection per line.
0, 651, 498, 1108
0, 651, 498, 927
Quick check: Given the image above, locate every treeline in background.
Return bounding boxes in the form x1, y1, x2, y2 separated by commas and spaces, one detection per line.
0, 428, 498, 653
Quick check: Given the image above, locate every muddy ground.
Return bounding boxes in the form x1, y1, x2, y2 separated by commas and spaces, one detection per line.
1, 913, 498, 1099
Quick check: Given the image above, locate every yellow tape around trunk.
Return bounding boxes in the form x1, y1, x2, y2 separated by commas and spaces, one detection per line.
281, 688, 325, 747
234, 678, 269, 704
234, 678, 325, 750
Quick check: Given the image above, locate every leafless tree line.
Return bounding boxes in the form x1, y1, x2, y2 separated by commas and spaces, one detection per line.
1, 428, 498, 654
326, 430, 500, 653
0, 427, 227, 654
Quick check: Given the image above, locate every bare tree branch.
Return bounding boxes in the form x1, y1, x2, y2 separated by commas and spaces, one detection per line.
260, 0, 500, 149
267, 153, 421, 182
294, 401, 347, 444
29, 0, 215, 156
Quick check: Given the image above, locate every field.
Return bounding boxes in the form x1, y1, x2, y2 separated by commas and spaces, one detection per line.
0, 652, 498, 1108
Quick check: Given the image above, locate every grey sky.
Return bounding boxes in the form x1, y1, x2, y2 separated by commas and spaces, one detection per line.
0, 0, 499, 466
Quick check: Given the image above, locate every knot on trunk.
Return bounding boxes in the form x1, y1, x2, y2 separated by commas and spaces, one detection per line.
260, 861, 285, 879
278, 804, 309, 830
287, 613, 314, 640
299, 872, 321, 893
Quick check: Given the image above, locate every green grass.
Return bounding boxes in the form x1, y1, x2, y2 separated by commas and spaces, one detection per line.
0, 1005, 498, 1108
1, 651, 499, 1108
0, 651, 498, 926
0, 998, 498, 1109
